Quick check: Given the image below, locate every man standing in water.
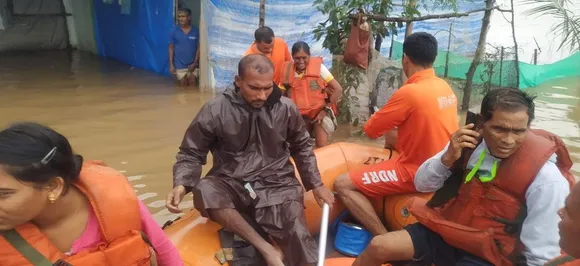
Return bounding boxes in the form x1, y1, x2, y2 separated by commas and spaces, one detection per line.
168, 7, 200, 87
244, 26, 291, 85
165, 54, 335, 266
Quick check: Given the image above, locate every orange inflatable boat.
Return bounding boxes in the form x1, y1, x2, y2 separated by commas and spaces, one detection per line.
163, 142, 433, 265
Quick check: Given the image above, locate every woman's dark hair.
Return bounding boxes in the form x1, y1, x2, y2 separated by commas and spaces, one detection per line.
291, 41, 311, 56
480, 88, 536, 125
0, 122, 83, 194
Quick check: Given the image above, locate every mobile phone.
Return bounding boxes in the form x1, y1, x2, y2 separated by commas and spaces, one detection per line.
465, 111, 480, 130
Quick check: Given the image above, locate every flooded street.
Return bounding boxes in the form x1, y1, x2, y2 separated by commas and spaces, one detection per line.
1, 51, 579, 225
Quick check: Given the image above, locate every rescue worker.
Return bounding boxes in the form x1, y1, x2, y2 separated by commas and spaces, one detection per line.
280, 41, 343, 148
165, 54, 335, 266
0, 122, 182, 266
545, 182, 580, 265
333, 32, 459, 236
353, 88, 574, 266
244, 26, 291, 85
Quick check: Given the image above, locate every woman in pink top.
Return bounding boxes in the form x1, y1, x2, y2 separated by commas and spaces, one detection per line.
0, 122, 182, 266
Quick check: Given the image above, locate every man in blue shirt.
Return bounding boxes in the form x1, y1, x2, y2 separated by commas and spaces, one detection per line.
169, 8, 200, 87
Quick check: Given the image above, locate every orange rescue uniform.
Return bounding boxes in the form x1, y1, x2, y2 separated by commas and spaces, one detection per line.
349, 68, 458, 197
244, 37, 291, 85
0, 161, 155, 266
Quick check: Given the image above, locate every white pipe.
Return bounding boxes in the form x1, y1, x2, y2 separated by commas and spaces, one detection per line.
317, 203, 330, 266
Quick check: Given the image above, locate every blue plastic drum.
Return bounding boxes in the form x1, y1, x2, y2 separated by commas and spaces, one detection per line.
332, 211, 373, 257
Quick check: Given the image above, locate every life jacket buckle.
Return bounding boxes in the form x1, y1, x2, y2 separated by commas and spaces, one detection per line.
492, 217, 522, 235
53, 259, 73, 266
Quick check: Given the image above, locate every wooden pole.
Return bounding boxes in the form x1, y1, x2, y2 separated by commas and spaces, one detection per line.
347, 6, 510, 23
509, 0, 520, 87
444, 22, 453, 78
259, 0, 266, 27
401, 0, 418, 84
59, 0, 71, 50
461, 0, 494, 110
499, 46, 504, 87
389, 29, 395, 59
174, 0, 178, 24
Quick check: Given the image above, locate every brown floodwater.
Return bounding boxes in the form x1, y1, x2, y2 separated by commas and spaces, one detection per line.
1, 51, 579, 225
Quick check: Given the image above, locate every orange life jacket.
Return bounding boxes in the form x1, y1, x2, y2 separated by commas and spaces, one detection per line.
0, 160, 155, 266
280, 57, 334, 119
545, 255, 580, 266
408, 129, 575, 266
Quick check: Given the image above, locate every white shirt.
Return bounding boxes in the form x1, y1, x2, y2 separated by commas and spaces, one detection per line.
414, 140, 570, 266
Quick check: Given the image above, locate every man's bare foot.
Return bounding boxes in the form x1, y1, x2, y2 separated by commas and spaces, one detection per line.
261, 246, 284, 266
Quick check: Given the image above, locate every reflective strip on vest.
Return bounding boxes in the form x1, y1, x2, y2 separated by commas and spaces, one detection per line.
465, 150, 499, 183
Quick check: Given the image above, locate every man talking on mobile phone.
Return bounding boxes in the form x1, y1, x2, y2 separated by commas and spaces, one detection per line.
354, 88, 575, 266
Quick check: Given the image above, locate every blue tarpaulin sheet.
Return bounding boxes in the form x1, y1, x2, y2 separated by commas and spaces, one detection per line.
94, 0, 174, 75
204, 0, 485, 90
204, 0, 334, 90
91, 0, 486, 89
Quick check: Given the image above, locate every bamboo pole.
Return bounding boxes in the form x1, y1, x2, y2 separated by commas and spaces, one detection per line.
259, 0, 266, 27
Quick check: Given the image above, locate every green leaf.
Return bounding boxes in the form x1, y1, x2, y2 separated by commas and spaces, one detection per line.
523, 0, 580, 51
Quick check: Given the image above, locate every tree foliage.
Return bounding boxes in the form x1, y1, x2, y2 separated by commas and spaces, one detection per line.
479, 44, 518, 93
523, 0, 580, 52
312, 0, 458, 55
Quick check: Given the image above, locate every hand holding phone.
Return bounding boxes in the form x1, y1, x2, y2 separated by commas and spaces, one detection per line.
441, 122, 481, 168
465, 111, 481, 131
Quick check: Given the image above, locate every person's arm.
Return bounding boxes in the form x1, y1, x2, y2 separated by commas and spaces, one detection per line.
286, 103, 323, 191
137, 200, 183, 266
190, 30, 200, 69
383, 128, 398, 149
363, 87, 415, 139
414, 143, 453, 192
520, 162, 570, 266
169, 44, 175, 64
168, 28, 176, 73
193, 39, 200, 67
320, 64, 342, 106
173, 103, 216, 191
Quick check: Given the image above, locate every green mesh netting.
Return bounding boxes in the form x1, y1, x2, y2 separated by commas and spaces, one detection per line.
389, 41, 580, 89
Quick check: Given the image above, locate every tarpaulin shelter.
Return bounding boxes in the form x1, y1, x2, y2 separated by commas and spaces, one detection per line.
1, 0, 576, 91
0, 0, 196, 76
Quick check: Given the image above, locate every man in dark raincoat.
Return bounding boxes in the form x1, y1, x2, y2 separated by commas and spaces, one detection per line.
165, 54, 335, 266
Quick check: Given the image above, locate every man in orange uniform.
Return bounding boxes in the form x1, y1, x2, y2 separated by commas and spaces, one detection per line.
244, 26, 291, 85
334, 32, 459, 236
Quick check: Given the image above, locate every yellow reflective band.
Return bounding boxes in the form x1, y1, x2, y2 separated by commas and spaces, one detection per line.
464, 150, 498, 183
